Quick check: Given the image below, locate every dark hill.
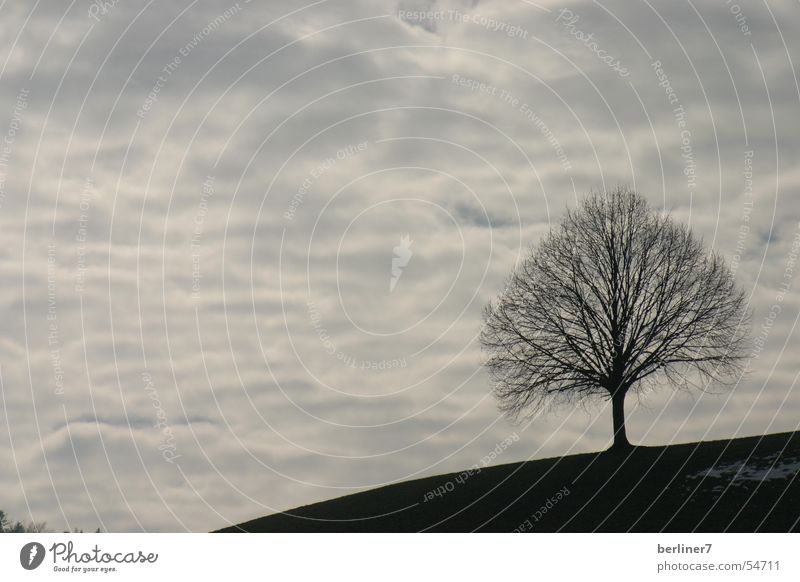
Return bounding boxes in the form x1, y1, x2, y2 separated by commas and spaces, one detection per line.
216, 430, 800, 532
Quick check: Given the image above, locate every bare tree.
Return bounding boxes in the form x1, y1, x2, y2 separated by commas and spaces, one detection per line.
480, 187, 749, 450
0, 509, 49, 533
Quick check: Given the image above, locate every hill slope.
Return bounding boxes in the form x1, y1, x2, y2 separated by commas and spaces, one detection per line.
216, 431, 800, 532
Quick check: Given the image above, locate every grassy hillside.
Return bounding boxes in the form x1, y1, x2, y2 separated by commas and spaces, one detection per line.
216, 430, 800, 532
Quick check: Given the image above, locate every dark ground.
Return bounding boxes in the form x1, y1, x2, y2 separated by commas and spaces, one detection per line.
215, 430, 800, 532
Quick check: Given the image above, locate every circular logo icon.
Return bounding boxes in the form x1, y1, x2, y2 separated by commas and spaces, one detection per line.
19, 542, 46, 570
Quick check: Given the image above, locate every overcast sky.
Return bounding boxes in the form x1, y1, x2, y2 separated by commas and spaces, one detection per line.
0, 0, 798, 532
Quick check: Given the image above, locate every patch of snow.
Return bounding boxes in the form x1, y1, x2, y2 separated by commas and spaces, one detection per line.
685, 454, 800, 483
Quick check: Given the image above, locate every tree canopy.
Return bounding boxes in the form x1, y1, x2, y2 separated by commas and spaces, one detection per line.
481, 187, 750, 448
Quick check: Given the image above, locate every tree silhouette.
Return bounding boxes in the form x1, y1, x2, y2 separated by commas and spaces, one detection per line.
0, 509, 48, 533
480, 187, 749, 449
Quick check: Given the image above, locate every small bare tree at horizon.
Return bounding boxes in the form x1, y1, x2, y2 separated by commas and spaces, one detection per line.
480, 187, 750, 450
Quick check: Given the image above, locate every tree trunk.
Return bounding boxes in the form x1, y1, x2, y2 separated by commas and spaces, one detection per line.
611, 389, 630, 450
